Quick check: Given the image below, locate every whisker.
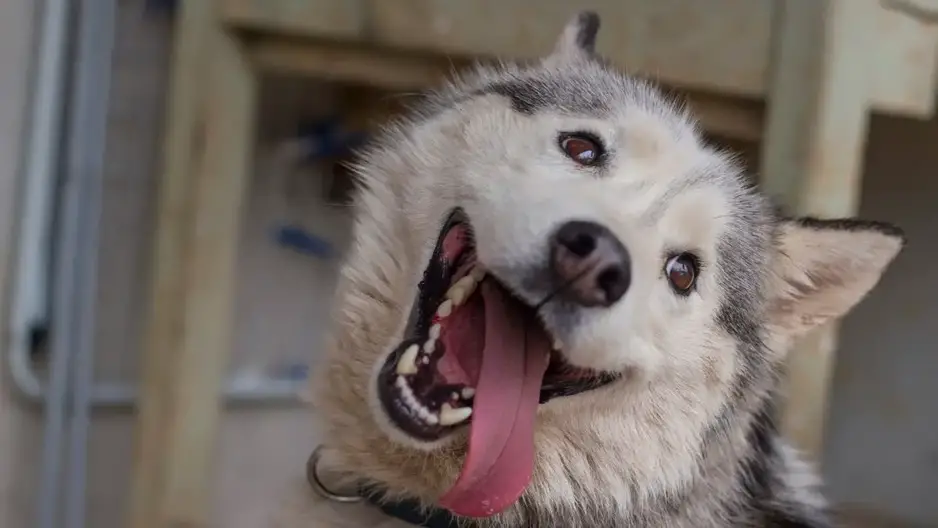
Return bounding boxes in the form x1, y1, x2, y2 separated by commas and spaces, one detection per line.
535, 267, 592, 309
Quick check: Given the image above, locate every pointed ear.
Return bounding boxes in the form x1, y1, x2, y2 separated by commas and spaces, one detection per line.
768, 217, 905, 337
550, 11, 601, 59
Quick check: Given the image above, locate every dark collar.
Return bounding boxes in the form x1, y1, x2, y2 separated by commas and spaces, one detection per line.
360, 486, 462, 528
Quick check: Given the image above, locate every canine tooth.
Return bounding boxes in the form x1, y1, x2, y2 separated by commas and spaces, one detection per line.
429, 324, 441, 340
447, 286, 467, 305
452, 276, 478, 299
437, 300, 453, 318
439, 403, 473, 426
461, 387, 475, 399
396, 345, 420, 375
423, 340, 436, 354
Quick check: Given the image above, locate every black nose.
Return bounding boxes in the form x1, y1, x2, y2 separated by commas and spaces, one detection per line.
550, 220, 631, 307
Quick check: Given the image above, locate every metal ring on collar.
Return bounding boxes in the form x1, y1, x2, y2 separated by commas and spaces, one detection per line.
306, 445, 363, 503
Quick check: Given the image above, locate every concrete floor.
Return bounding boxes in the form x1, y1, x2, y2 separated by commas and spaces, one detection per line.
1, 1, 937, 527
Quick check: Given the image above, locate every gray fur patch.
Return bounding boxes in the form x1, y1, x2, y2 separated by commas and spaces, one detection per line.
572, 11, 601, 53
477, 75, 609, 116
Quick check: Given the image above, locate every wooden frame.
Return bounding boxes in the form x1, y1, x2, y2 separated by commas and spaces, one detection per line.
127, 2, 257, 527
223, 0, 938, 118
760, 0, 881, 458
129, 1, 938, 526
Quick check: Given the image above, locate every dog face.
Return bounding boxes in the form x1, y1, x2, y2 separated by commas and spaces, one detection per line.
313, 12, 904, 524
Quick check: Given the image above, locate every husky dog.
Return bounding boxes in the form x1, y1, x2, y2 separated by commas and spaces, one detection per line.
284, 11, 905, 528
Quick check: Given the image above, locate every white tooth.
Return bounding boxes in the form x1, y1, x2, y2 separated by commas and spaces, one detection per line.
447, 286, 467, 305
399, 380, 414, 400
461, 387, 475, 399
396, 345, 420, 375
417, 407, 430, 419
552, 338, 563, 351
440, 403, 473, 426
437, 300, 453, 318
470, 268, 486, 282
429, 324, 442, 340
455, 276, 478, 298
456, 275, 476, 289
423, 410, 440, 425
421, 355, 430, 365
423, 340, 436, 354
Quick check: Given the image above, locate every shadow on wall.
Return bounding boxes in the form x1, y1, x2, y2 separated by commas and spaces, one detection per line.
822, 112, 938, 527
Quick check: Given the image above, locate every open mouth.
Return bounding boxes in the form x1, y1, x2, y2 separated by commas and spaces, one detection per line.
375, 208, 618, 517
377, 208, 617, 440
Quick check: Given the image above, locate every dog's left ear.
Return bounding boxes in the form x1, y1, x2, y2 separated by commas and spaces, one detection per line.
550, 11, 601, 59
767, 217, 905, 337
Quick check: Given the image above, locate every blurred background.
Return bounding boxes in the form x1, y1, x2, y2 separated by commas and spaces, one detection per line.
0, 1, 937, 527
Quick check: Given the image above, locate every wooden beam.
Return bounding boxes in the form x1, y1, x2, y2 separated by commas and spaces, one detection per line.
250, 38, 449, 91
127, 1, 257, 526
225, 0, 938, 118
759, 0, 879, 459
249, 37, 765, 141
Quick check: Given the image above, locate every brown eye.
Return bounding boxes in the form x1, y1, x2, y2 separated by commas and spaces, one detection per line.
559, 134, 603, 166
665, 254, 698, 294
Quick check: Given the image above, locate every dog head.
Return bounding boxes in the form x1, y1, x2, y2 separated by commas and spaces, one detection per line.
313, 12, 905, 524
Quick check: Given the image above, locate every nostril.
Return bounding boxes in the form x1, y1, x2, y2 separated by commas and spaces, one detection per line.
566, 233, 596, 257
554, 220, 602, 258
551, 220, 631, 307
596, 264, 630, 304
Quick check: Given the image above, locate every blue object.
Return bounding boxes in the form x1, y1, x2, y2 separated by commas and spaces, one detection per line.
270, 362, 310, 382
270, 117, 366, 259
296, 118, 369, 161
273, 225, 334, 259
145, 0, 177, 13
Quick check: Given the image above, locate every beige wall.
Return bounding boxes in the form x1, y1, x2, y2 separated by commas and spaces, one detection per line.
1, 1, 936, 527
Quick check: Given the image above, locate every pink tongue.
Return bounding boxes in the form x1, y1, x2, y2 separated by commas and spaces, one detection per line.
438, 281, 549, 518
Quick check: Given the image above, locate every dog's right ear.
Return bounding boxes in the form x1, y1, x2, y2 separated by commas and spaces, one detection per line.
766, 217, 905, 337
549, 11, 601, 60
